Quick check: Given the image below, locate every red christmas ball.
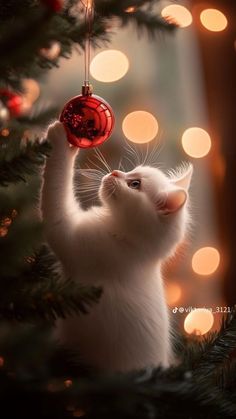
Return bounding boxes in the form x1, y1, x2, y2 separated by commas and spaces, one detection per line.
60, 94, 115, 148
0, 89, 22, 117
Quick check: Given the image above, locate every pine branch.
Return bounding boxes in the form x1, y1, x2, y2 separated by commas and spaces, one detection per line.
0, 139, 50, 187
95, 0, 176, 37
0, 246, 102, 322
0, 277, 102, 322
0, 364, 236, 419
0, 0, 175, 86
191, 309, 236, 380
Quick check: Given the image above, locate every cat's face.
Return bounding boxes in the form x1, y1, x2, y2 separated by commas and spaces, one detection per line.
99, 164, 193, 256
99, 165, 192, 219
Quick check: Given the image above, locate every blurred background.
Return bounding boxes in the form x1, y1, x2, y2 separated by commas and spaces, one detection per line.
3, 0, 235, 337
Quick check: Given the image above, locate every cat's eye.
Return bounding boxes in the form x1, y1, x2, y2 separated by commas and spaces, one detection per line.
128, 180, 141, 190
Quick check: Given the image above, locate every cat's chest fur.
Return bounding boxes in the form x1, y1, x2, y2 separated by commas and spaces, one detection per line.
57, 262, 171, 372
54, 214, 172, 372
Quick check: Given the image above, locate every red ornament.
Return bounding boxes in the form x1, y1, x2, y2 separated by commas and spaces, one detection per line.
40, 0, 64, 12
0, 89, 22, 117
60, 94, 115, 148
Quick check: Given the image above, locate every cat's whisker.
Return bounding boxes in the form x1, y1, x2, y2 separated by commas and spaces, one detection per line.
77, 184, 100, 191
105, 186, 116, 201
118, 157, 126, 172
78, 168, 104, 175
123, 155, 136, 170
142, 141, 150, 166
124, 140, 142, 166
81, 194, 98, 204
79, 187, 99, 197
147, 133, 165, 167
87, 158, 107, 174
124, 145, 139, 167
94, 148, 112, 174
146, 140, 159, 167
77, 186, 100, 192
83, 164, 106, 179
78, 171, 104, 181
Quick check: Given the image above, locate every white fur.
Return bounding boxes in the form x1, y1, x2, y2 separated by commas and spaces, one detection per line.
41, 122, 193, 373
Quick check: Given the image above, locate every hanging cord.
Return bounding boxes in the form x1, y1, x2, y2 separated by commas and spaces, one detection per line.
83, 0, 94, 91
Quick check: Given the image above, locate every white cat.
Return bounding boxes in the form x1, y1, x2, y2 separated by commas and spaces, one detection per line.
41, 121, 193, 373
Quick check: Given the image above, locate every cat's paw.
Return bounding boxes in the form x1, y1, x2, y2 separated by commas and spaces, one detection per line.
46, 121, 78, 154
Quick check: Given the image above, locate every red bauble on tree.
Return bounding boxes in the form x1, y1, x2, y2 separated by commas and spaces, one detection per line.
60, 1, 115, 149
40, 0, 64, 12
60, 89, 115, 149
0, 89, 23, 117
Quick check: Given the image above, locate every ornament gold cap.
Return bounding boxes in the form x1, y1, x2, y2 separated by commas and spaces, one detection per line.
82, 83, 93, 96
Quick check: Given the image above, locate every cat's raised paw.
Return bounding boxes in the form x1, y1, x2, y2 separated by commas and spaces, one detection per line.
46, 121, 78, 154
47, 121, 67, 144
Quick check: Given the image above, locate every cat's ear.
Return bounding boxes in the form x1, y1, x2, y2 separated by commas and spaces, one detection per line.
156, 189, 187, 215
171, 164, 193, 191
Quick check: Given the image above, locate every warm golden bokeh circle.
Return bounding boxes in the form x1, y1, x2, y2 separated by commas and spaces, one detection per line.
166, 282, 182, 305
90, 50, 129, 82
200, 9, 228, 32
161, 5, 192, 28
181, 127, 211, 158
184, 308, 214, 335
122, 111, 159, 143
192, 247, 220, 276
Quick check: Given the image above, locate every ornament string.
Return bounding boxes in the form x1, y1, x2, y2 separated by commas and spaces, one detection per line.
83, 0, 94, 88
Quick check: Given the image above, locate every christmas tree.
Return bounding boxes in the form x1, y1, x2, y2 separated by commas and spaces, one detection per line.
0, 1, 236, 418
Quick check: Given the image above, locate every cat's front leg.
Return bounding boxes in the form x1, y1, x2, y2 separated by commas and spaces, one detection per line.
41, 121, 81, 261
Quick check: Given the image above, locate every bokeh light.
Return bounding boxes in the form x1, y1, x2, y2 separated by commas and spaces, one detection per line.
125, 6, 136, 13
40, 41, 61, 60
192, 247, 220, 276
22, 79, 40, 104
181, 127, 211, 158
161, 4, 192, 28
200, 9, 228, 32
1, 128, 9, 137
166, 282, 182, 305
64, 379, 73, 388
122, 111, 159, 143
184, 308, 214, 335
90, 50, 129, 82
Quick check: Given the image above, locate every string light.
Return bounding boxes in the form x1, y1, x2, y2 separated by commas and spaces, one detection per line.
11, 209, 18, 219
184, 308, 214, 335
72, 409, 85, 417
161, 4, 192, 28
166, 282, 182, 305
22, 79, 40, 104
125, 6, 136, 13
64, 379, 73, 388
181, 127, 211, 158
0, 227, 8, 237
122, 111, 159, 143
40, 41, 61, 60
192, 247, 220, 276
0, 211, 17, 238
200, 9, 228, 32
1, 128, 9, 137
24, 256, 36, 264
1, 217, 12, 227
90, 50, 129, 82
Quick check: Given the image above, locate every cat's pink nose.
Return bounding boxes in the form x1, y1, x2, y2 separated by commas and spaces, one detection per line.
111, 170, 121, 177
